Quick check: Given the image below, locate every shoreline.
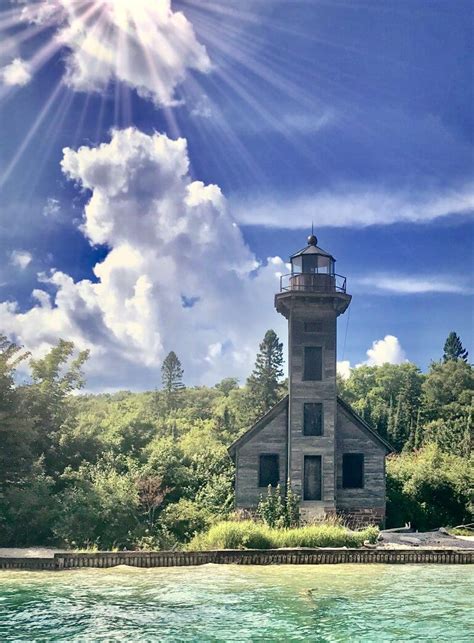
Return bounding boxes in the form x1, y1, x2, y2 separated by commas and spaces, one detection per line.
1, 547, 473, 570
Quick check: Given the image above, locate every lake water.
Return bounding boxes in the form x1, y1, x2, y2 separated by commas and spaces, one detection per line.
0, 564, 473, 641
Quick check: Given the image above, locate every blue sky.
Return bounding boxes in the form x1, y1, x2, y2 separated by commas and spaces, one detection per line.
0, 0, 472, 390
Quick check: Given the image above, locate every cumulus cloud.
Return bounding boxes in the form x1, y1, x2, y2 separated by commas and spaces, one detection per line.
0, 127, 286, 389
354, 274, 471, 295
337, 335, 408, 379
20, 0, 211, 106
10, 250, 32, 270
336, 360, 351, 380
360, 335, 407, 367
0, 58, 32, 86
233, 184, 474, 228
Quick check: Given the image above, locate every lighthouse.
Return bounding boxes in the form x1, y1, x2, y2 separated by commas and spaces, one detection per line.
229, 233, 391, 525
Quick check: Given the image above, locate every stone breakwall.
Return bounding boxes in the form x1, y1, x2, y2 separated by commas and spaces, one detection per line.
0, 549, 473, 570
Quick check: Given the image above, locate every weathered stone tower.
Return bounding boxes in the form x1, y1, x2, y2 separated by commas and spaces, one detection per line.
275, 233, 351, 519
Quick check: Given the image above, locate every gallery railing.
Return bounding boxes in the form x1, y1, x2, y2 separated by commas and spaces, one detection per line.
279, 272, 347, 294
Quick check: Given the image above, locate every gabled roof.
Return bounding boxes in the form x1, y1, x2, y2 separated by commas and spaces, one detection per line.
227, 394, 394, 456
337, 396, 394, 452
227, 395, 288, 458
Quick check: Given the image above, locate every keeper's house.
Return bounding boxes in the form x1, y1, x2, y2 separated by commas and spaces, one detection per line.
228, 234, 392, 525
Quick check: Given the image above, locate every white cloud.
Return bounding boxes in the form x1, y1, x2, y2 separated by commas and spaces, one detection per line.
338, 335, 407, 379
360, 335, 407, 367
10, 250, 32, 270
0, 58, 32, 86
337, 360, 351, 380
21, 0, 211, 106
233, 184, 474, 228
43, 197, 61, 218
353, 274, 471, 295
0, 127, 286, 390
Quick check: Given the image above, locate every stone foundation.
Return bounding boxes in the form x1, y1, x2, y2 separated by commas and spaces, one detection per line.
337, 507, 386, 528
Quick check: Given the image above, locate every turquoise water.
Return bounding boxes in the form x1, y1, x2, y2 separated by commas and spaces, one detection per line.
0, 564, 473, 641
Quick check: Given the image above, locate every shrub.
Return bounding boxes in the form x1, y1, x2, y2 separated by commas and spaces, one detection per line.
187, 520, 378, 550
386, 444, 473, 530
257, 483, 300, 528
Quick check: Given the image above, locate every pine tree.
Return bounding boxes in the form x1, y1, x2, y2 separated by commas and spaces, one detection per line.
161, 351, 184, 411
246, 329, 284, 417
443, 332, 469, 363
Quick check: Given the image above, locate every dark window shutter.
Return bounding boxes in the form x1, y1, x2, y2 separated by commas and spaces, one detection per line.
259, 454, 280, 487
303, 403, 323, 436
304, 455, 322, 500
303, 346, 322, 380
342, 454, 364, 488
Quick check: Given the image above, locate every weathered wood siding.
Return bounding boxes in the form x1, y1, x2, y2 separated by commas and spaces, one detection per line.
336, 403, 386, 523
288, 306, 338, 514
235, 403, 288, 507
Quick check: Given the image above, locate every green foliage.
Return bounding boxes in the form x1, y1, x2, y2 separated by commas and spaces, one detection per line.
386, 444, 473, 530
1, 332, 472, 549
0, 460, 57, 546
0, 335, 33, 487
246, 329, 284, 419
187, 520, 378, 550
339, 359, 473, 456
339, 363, 424, 450
161, 351, 184, 414
257, 483, 300, 528
443, 331, 469, 363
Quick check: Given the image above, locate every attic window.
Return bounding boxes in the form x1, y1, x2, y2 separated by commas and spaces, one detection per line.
259, 454, 279, 487
342, 453, 364, 489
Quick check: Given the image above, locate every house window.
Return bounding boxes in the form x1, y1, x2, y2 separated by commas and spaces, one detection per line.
304, 455, 322, 500
303, 346, 322, 381
303, 403, 323, 436
342, 454, 364, 489
259, 454, 279, 487
304, 322, 318, 333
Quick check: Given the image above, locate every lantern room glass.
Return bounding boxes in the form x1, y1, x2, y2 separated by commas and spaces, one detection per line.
291, 253, 334, 275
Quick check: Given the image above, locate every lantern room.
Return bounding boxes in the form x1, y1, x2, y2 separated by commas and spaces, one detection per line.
279, 233, 347, 294
290, 233, 335, 276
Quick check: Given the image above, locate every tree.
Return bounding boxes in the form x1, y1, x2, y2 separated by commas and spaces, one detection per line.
26, 340, 89, 475
246, 329, 284, 417
443, 332, 469, 363
161, 351, 184, 411
0, 334, 33, 487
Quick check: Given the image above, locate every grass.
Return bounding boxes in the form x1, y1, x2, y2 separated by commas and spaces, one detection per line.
187, 520, 379, 551
448, 527, 474, 537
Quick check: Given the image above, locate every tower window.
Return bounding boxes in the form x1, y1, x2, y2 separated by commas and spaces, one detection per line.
303, 403, 323, 435
304, 455, 322, 500
259, 454, 280, 487
342, 454, 364, 489
303, 346, 323, 380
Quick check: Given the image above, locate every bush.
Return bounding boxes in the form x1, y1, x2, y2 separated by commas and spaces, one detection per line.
386, 444, 473, 530
187, 520, 378, 550
257, 484, 300, 528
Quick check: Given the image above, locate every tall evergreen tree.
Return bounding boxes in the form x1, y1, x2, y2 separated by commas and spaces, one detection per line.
161, 351, 184, 411
246, 329, 284, 417
443, 332, 469, 363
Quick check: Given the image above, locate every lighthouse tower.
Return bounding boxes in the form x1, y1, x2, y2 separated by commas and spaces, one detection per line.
275, 233, 351, 518
229, 232, 391, 526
